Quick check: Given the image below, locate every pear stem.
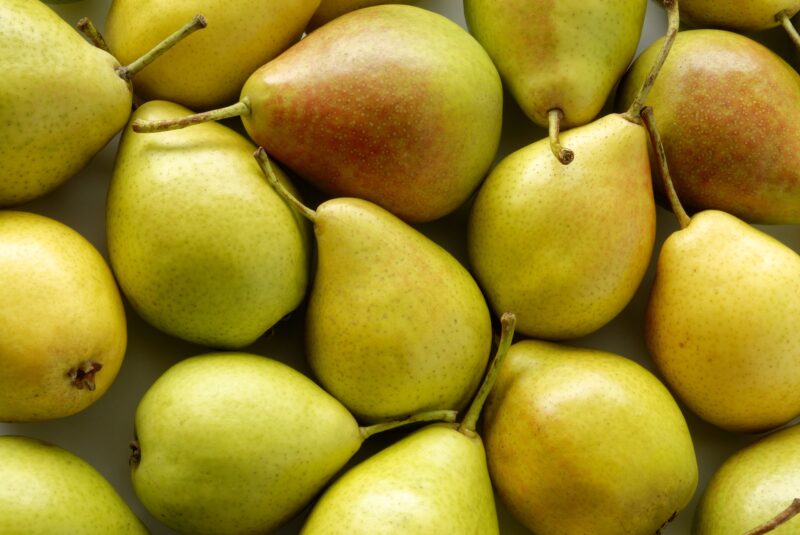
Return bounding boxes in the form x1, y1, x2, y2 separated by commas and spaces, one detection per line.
458, 312, 516, 437
359, 410, 458, 440
132, 100, 250, 133
623, 0, 680, 122
641, 106, 691, 229
776, 10, 800, 51
117, 14, 207, 81
76, 18, 110, 52
254, 147, 317, 222
547, 109, 574, 165
745, 498, 800, 535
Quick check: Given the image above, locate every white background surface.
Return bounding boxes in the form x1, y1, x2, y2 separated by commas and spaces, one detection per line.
3, 1, 800, 533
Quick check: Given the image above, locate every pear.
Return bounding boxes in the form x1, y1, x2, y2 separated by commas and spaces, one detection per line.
130, 352, 455, 535
678, 0, 800, 32
0, 435, 147, 534
0, 211, 126, 422
482, 340, 698, 535
464, 0, 646, 162
255, 150, 492, 423
105, 0, 320, 110
617, 30, 800, 224
301, 314, 516, 535
132, 5, 503, 222
0, 0, 205, 206
694, 424, 800, 534
106, 100, 309, 349
308, 0, 420, 30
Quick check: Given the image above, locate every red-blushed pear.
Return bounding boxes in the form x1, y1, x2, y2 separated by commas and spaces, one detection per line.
133, 5, 503, 222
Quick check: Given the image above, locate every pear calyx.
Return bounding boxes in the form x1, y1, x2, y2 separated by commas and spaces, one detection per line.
359, 410, 458, 440
67, 360, 103, 391
776, 10, 800, 50
547, 109, 574, 165
745, 498, 800, 535
254, 147, 317, 221
76, 18, 110, 52
129, 440, 141, 467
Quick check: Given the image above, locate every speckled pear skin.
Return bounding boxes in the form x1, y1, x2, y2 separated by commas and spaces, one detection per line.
0, 0, 131, 206
131, 353, 364, 535
105, 0, 319, 111
482, 340, 698, 535
301, 424, 499, 535
308, 0, 420, 30
463, 0, 645, 128
468, 114, 655, 340
307, 198, 492, 423
617, 30, 800, 224
645, 210, 800, 432
679, 0, 800, 31
241, 4, 503, 222
0, 212, 127, 422
0, 436, 148, 535
108, 101, 310, 349
694, 424, 800, 534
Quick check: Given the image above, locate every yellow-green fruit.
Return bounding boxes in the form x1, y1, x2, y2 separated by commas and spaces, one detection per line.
0, 211, 127, 422
483, 340, 698, 535
302, 424, 499, 534
680, 0, 800, 31
107, 101, 309, 349
0, 0, 131, 205
132, 353, 364, 535
0, 436, 147, 534
105, 0, 320, 110
694, 424, 800, 534
308, 0, 419, 30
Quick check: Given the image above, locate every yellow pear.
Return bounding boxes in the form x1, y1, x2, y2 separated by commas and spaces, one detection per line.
308, 0, 419, 30
679, 0, 800, 31
0, 211, 126, 422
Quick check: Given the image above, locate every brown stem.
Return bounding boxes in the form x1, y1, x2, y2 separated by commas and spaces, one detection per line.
745, 498, 800, 535
641, 106, 690, 229
76, 18, 110, 52
776, 10, 800, 51
548, 109, 574, 165
132, 99, 250, 133
67, 360, 103, 391
253, 147, 318, 222
623, 0, 680, 122
359, 410, 458, 439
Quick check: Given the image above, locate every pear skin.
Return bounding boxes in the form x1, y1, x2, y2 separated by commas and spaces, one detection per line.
482, 340, 698, 535
645, 210, 800, 432
0, 212, 126, 422
308, 0, 420, 30
679, 0, 800, 31
468, 113, 655, 339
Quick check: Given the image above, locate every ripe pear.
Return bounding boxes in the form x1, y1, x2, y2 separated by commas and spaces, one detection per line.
105, 0, 320, 110
0, 0, 204, 206
131, 352, 455, 534
694, 424, 800, 534
308, 0, 419, 30
0, 435, 147, 534
255, 151, 492, 423
482, 340, 698, 535
678, 0, 800, 31
133, 5, 503, 222
107, 100, 309, 349
617, 30, 800, 223
0, 211, 126, 422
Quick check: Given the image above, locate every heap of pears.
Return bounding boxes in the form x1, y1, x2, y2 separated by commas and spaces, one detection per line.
2, 0, 800, 534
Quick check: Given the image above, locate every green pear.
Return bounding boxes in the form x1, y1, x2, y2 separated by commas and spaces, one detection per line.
255, 151, 492, 423
678, 0, 800, 31
105, 0, 320, 110
107, 100, 309, 349
617, 30, 800, 223
0, 435, 147, 534
132, 5, 503, 222
0, 0, 204, 206
307, 0, 419, 30
131, 352, 455, 535
694, 424, 800, 534
301, 314, 516, 535
482, 340, 698, 535
0, 211, 126, 422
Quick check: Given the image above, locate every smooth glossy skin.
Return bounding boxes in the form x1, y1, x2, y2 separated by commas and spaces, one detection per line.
464, 0, 645, 127
108, 101, 309, 349
106, 0, 320, 110
694, 424, 800, 534
468, 114, 655, 339
483, 340, 698, 535
132, 353, 363, 535
646, 211, 800, 432
308, 0, 419, 30
617, 30, 800, 224
0, 436, 147, 535
0, 0, 130, 205
301, 424, 499, 535
680, 0, 800, 31
307, 198, 492, 423
0, 212, 126, 422
241, 5, 503, 222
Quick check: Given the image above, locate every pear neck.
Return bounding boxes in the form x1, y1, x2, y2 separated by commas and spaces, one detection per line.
359, 410, 458, 440
254, 148, 317, 222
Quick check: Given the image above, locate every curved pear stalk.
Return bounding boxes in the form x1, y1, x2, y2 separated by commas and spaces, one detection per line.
547, 109, 574, 165
134, 99, 251, 133
254, 148, 317, 221
359, 410, 458, 439
776, 10, 800, 50
745, 498, 800, 535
